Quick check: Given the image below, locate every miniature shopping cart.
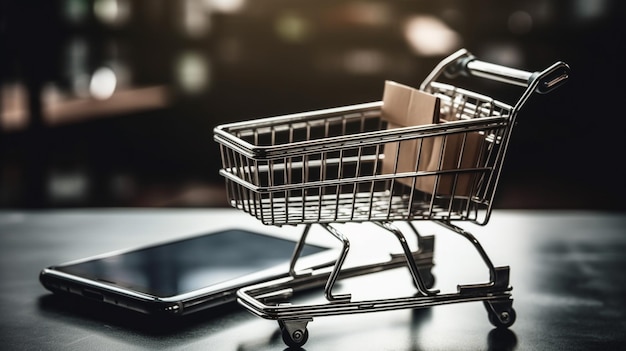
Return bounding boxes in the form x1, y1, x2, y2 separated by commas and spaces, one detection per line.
214, 49, 569, 348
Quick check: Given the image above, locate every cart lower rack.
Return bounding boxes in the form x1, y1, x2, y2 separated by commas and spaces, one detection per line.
214, 49, 569, 348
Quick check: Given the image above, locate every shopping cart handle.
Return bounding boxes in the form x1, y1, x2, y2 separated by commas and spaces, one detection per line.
445, 53, 570, 94
530, 61, 570, 94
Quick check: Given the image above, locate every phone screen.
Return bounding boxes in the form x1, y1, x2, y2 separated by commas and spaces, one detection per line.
52, 229, 326, 297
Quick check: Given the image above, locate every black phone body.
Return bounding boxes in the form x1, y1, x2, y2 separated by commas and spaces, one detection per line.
40, 229, 336, 317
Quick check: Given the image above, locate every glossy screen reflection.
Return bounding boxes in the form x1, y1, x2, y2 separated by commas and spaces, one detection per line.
55, 229, 325, 297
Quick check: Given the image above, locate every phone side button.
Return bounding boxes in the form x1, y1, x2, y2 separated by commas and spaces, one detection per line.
81, 289, 104, 302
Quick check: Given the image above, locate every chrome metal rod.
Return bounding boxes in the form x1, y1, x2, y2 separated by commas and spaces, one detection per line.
288, 224, 313, 277
435, 220, 496, 283
375, 221, 439, 296
466, 60, 532, 87
319, 223, 352, 302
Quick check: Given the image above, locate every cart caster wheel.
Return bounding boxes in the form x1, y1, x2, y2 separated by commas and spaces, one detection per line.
488, 307, 516, 328
280, 325, 309, 348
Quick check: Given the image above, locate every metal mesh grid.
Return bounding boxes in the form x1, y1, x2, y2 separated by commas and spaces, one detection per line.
216, 83, 513, 226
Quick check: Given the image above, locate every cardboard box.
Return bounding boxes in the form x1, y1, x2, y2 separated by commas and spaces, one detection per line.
416, 127, 484, 196
381, 81, 484, 197
381, 80, 440, 184
382, 122, 431, 176
382, 81, 440, 126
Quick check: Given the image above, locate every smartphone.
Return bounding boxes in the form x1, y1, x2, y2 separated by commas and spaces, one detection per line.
39, 228, 337, 317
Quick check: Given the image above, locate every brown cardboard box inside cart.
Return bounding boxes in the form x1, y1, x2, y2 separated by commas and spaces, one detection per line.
381, 81, 483, 197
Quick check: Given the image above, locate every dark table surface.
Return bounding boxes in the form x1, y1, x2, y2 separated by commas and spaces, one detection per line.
1, 209, 625, 350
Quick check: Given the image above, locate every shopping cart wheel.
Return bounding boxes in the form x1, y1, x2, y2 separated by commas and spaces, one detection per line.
278, 319, 310, 348
485, 301, 516, 328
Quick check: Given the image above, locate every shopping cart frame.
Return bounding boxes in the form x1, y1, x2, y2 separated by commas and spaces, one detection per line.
214, 49, 569, 347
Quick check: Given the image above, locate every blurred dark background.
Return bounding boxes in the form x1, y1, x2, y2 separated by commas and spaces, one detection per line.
1, 0, 624, 210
